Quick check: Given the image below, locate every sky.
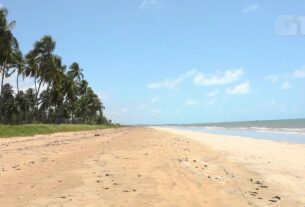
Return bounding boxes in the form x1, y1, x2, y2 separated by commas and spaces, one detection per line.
1, 0, 305, 124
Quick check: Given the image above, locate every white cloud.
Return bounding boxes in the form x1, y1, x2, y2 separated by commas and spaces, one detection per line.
148, 68, 244, 89
121, 108, 128, 113
148, 69, 197, 90
140, 0, 162, 9
281, 81, 292, 90
261, 99, 287, 112
186, 100, 199, 106
148, 78, 182, 90
293, 66, 305, 79
184, 69, 198, 77
216, 107, 223, 113
226, 81, 250, 95
3, 73, 38, 92
151, 109, 161, 116
0, 4, 3, 9
186, 97, 218, 106
151, 96, 160, 104
193, 69, 244, 86
138, 104, 147, 110
264, 75, 279, 83
206, 98, 217, 105
104, 101, 130, 123
242, 4, 260, 13
206, 90, 219, 97
97, 91, 110, 101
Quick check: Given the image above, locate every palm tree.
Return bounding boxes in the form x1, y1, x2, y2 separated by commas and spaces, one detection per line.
61, 75, 78, 123
67, 62, 83, 82
0, 8, 19, 123
26, 36, 57, 97
24, 51, 39, 92
14, 50, 24, 94
24, 88, 36, 123
1, 83, 16, 124
0, 7, 109, 125
39, 90, 52, 122
78, 80, 88, 96
15, 90, 26, 124
25, 36, 61, 122
75, 95, 89, 123
47, 56, 65, 90
0, 8, 19, 94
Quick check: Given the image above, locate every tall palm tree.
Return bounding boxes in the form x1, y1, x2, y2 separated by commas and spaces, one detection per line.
39, 90, 52, 122
25, 36, 60, 122
24, 51, 39, 92
30, 35, 57, 97
0, 8, 19, 123
24, 88, 36, 123
15, 90, 26, 124
78, 79, 88, 96
0, 8, 108, 125
61, 74, 78, 123
14, 50, 24, 94
1, 83, 16, 124
67, 62, 83, 82
0, 8, 19, 94
47, 56, 65, 90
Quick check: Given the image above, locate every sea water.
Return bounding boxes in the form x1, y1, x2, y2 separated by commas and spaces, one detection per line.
170, 119, 305, 144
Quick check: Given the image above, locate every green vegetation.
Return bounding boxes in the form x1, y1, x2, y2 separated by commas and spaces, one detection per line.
0, 124, 115, 138
0, 8, 111, 125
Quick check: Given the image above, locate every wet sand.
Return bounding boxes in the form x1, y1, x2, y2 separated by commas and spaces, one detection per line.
0, 127, 304, 206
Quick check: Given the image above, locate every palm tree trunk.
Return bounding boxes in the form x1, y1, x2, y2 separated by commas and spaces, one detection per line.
71, 112, 74, 124
1, 65, 5, 97
16, 74, 23, 124
0, 64, 6, 124
34, 76, 37, 96
37, 81, 42, 98
34, 79, 43, 122
36, 81, 42, 105
0, 66, 3, 124
16, 74, 20, 94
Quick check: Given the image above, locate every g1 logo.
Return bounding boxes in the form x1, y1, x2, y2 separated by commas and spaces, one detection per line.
275, 15, 305, 36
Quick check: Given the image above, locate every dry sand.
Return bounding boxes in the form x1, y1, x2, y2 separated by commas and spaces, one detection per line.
156, 127, 305, 207
0, 127, 304, 207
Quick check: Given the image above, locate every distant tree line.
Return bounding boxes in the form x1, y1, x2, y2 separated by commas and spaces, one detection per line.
0, 8, 110, 125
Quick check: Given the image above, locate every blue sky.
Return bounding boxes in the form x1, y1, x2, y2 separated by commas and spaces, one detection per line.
1, 0, 305, 124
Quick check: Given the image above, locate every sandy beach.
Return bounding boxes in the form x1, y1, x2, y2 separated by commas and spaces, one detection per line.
1, 127, 305, 207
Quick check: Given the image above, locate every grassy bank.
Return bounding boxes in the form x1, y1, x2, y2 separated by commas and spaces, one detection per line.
0, 124, 114, 138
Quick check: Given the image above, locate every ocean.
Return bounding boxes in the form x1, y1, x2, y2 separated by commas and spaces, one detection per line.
170, 119, 305, 144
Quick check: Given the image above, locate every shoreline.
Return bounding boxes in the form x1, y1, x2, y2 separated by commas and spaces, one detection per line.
155, 127, 305, 206
0, 127, 304, 206
159, 126, 305, 144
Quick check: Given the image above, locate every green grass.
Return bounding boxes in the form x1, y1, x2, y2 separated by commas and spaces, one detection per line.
0, 124, 114, 138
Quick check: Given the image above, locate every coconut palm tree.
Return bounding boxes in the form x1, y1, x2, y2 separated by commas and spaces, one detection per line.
25, 36, 62, 122
67, 62, 83, 82
78, 79, 88, 96
0, 8, 19, 123
24, 88, 36, 123
26, 36, 57, 97
0, 7, 109, 125
15, 90, 26, 124
0, 8, 19, 94
39, 90, 52, 122
1, 83, 16, 124
25, 51, 39, 94
14, 50, 24, 94
61, 75, 79, 123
